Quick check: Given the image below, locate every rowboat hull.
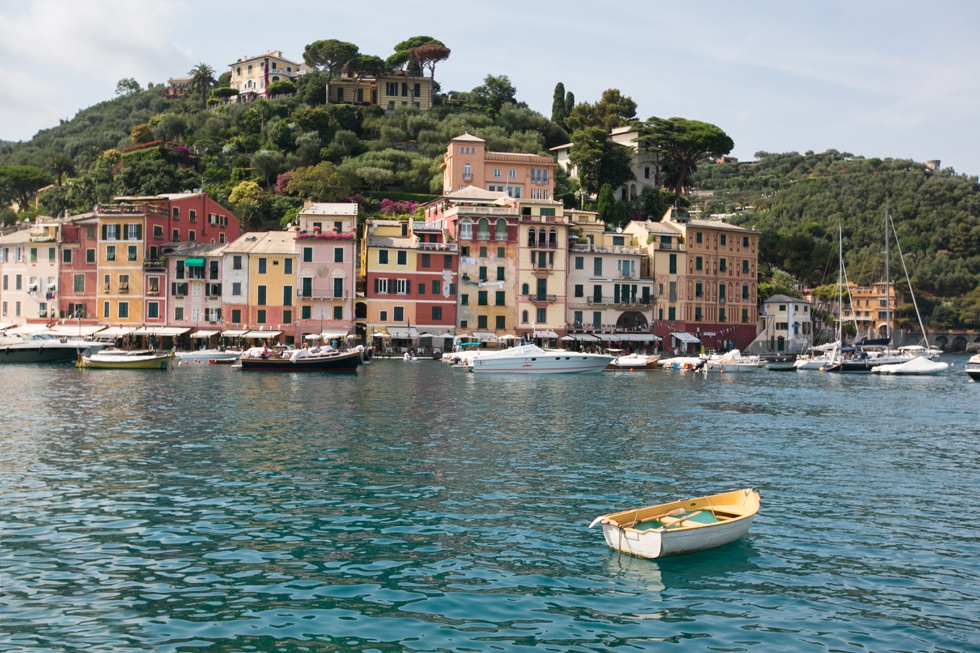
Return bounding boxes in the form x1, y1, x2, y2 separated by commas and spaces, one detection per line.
77, 351, 174, 370
591, 488, 760, 559
239, 349, 361, 372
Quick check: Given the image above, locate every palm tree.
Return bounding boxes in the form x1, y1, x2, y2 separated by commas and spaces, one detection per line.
187, 63, 216, 108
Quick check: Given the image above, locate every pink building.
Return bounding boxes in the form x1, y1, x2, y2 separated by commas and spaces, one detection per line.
441, 133, 557, 201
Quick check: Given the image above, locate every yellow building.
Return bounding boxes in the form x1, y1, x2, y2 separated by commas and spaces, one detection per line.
96, 208, 147, 325
330, 73, 434, 111
515, 199, 570, 341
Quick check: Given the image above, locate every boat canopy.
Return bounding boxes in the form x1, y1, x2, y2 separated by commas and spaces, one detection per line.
47, 325, 105, 337
670, 332, 701, 344
8, 324, 48, 336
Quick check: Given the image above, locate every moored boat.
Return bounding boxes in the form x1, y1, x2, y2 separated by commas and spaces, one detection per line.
965, 354, 980, 381
77, 350, 174, 370
175, 348, 242, 364
0, 332, 107, 364
607, 353, 661, 370
658, 355, 706, 371
871, 356, 949, 376
469, 343, 612, 374
238, 345, 362, 372
705, 349, 763, 373
589, 488, 761, 559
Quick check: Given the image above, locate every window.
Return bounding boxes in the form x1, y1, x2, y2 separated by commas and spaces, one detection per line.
495, 315, 505, 330
73, 274, 84, 293
668, 306, 676, 320
479, 266, 487, 281
106, 245, 115, 262
397, 251, 407, 265
172, 207, 180, 220
720, 234, 727, 246
86, 249, 95, 264
719, 308, 726, 322
537, 308, 547, 323
461, 294, 469, 306
743, 236, 750, 248
720, 258, 727, 272
284, 259, 293, 275
497, 245, 505, 258
333, 277, 344, 298
258, 258, 267, 274
257, 309, 266, 324
334, 248, 344, 263
379, 250, 389, 265
209, 260, 219, 280
669, 254, 677, 274
459, 220, 472, 240
102, 224, 120, 240
497, 266, 505, 280
119, 274, 130, 292
148, 302, 159, 319
432, 306, 442, 320
478, 291, 488, 306
593, 257, 602, 276
695, 307, 703, 321
375, 278, 389, 294
742, 308, 749, 323
233, 255, 243, 270
231, 309, 241, 323
257, 286, 267, 305
509, 169, 516, 178
463, 163, 472, 180
575, 256, 584, 270
283, 286, 292, 307
172, 229, 179, 241
592, 312, 601, 327
63, 249, 72, 264
495, 291, 505, 306
118, 302, 129, 319
742, 284, 750, 300
420, 254, 430, 268
232, 282, 241, 296
479, 246, 487, 258
695, 256, 703, 271
418, 282, 426, 294
333, 306, 342, 320
394, 307, 404, 322
395, 279, 408, 294
128, 245, 137, 261
103, 302, 110, 318
443, 255, 452, 269
574, 284, 584, 298
300, 277, 311, 298
303, 247, 313, 262
283, 309, 292, 324
742, 260, 750, 274
302, 306, 311, 320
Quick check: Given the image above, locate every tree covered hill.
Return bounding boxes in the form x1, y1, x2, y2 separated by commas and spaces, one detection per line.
690, 150, 980, 327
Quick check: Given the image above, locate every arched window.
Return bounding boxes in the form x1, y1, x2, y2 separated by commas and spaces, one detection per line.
478, 218, 489, 239
527, 228, 536, 247
549, 228, 558, 248
463, 163, 472, 180
521, 283, 530, 295
538, 229, 547, 247
459, 219, 472, 240
495, 218, 507, 240
522, 310, 529, 324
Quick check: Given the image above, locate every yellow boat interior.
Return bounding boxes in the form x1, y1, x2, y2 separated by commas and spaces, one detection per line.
602, 489, 759, 531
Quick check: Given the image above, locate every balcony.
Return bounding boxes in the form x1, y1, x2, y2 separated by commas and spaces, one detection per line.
417, 242, 458, 252
524, 294, 558, 304
97, 203, 168, 217
571, 243, 641, 255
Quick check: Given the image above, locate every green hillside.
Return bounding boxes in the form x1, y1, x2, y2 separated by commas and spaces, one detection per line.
1, 58, 977, 327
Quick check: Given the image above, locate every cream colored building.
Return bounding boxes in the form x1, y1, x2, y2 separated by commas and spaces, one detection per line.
330, 73, 434, 112
0, 219, 63, 326
515, 199, 570, 341
229, 51, 307, 100
567, 210, 654, 336
747, 294, 812, 354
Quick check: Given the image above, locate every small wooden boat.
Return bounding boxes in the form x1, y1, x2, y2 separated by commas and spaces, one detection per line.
589, 488, 760, 559
77, 350, 174, 370
607, 353, 661, 370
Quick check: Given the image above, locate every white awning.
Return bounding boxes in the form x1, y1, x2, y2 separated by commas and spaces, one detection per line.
244, 330, 282, 339
671, 332, 701, 344
191, 329, 220, 338
599, 334, 622, 342
8, 324, 48, 335
0, 323, 15, 332
98, 327, 136, 338
221, 329, 249, 337
619, 333, 662, 342
155, 327, 190, 337
471, 331, 497, 342
47, 325, 105, 337
388, 326, 419, 339
533, 330, 559, 338
319, 329, 351, 338
131, 327, 155, 335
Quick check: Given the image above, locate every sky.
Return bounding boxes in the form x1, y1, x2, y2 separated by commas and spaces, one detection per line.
2, 0, 979, 176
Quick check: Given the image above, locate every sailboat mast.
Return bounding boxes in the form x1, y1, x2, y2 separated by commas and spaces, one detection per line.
837, 223, 843, 345
884, 207, 891, 344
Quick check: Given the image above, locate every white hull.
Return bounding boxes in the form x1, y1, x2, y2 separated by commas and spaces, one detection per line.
175, 349, 242, 363
871, 357, 949, 376
706, 362, 762, 373
470, 344, 612, 374
599, 514, 756, 558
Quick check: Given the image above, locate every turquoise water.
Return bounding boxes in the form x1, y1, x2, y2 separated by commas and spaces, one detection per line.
1, 358, 978, 652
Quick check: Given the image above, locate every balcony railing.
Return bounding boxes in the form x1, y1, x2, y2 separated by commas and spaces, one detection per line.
524, 294, 558, 303
570, 244, 641, 255
417, 242, 458, 252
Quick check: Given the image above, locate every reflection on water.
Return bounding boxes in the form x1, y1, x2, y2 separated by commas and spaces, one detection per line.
1, 358, 979, 652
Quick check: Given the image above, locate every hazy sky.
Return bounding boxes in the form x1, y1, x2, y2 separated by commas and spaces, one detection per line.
2, 0, 978, 176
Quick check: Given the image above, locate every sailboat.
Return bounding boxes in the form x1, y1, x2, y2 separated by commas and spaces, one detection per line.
825, 208, 939, 373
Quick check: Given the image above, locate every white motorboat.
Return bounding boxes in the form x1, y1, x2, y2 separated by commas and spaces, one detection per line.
175, 348, 242, 364
964, 354, 980, 381
0, 332, 107, 363
872, 356, 949, 376
469, 343, 612, 374
705, 349, 763, 373
658, 356, 706, 371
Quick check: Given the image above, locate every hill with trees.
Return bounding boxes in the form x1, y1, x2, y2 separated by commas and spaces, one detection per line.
0, 36, 977, 327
